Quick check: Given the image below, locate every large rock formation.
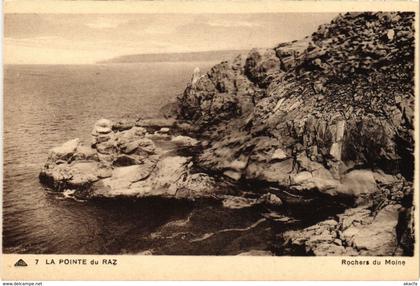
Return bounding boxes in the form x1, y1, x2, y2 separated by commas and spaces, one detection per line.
39, 118, 222, 200
39, 12, 415, 256
177, 12, 415, 255
39, 119, 284, 207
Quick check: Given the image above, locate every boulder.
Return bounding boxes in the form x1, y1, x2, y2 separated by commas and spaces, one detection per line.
171, 135, 199, 147
73, 145, 98, 161
39, 160, 109, 191
82, 155, 219, 200
92, 118, 113, 135
271, 148, 288, 161
116, 127, 148, 152
91, 119, 118, 161
95, 136, 117, 155
112, 119, 135, 132
48, 138, 80, 163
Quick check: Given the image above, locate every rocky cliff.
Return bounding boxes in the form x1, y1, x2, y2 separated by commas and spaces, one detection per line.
177, 12, 415, 255
39, 12, 415, 256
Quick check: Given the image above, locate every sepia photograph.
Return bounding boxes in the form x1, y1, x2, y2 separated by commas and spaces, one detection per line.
2, 1, 418, 279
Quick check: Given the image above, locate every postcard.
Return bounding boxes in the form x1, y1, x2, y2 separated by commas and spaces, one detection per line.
2, 0, 419, 281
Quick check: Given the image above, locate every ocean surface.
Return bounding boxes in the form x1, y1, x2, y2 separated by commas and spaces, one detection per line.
3, 62, 283, 255
3, 62, 345, 255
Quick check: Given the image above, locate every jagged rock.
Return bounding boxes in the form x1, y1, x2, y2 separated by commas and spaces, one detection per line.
48, 138, 81, 163
70, 155, 220, 200
41, 138, 108, 191
116, 127, 148, 152
271, 148, 288, 161
223, 170, 242, 181
174, 12, 414, 255
171, 135, 199, 147
112, 119, 135, 132
40, 119, 168, 197
39, 160, 111, 191
245, 48, 281, 87
178, 11, 414, 197
72, 145, 98, 161
40, 144, 218, 200
95, 136, 117, 155
39, 12, 415, 257
282, 203, 403, 256
275, 38, 309, 71
342, 204, 400, 255
229, 158, 248, 171
39, 137, 220, 200
178, 57, 260, 124
92, 119, 113, 135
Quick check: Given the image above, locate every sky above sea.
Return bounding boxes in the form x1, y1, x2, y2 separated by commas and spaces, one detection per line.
4, 13, 337, 64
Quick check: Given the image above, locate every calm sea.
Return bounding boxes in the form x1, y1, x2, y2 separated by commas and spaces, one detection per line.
3, 63, 278, 254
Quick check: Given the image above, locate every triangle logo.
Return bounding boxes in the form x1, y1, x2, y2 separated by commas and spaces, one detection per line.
14, 259, 28, 267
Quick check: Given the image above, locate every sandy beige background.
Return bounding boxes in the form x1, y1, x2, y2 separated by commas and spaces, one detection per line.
2, 0, 419, 281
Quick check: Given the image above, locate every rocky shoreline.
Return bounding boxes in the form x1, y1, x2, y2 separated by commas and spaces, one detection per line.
39, 117, 289, 210
40, 118, 218, 200
39, 12, 415, 256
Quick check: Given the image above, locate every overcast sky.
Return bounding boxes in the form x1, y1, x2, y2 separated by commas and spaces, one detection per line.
4, 13, 337, 64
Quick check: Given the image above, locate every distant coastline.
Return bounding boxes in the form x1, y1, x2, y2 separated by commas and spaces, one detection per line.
99, 49, 250, 64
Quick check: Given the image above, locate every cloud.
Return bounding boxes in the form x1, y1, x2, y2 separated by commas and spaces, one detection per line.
3, 35, 191, 64
4, 13, 339, 64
